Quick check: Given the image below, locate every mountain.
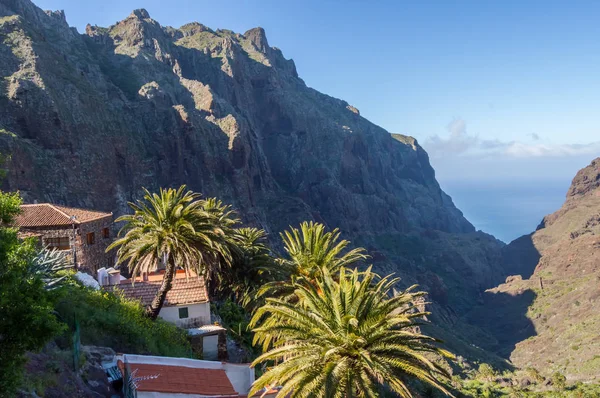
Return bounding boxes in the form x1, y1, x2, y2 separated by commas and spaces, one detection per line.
468, 158, 600, 381
0, 0, 509, 364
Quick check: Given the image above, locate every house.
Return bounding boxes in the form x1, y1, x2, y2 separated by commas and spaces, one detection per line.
110, 270, 212, 328
116, 354, 279, 398
109, 270, 227, 361
15, 203, 114, 272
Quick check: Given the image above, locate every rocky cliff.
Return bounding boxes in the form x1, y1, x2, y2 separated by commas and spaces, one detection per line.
468, 158, 600, 381
0, 0, 508, 363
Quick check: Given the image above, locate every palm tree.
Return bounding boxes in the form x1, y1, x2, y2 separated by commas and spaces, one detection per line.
249, 266, 454, 398
257, 221, 368, 301
221, 227, 281, 308
198, 197, 239, 296
107, 186, 236, 319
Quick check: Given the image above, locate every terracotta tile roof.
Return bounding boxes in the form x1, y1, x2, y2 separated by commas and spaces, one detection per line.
15, 203, 112, 228
113, 274, 209, 307
118, 361, 238, 396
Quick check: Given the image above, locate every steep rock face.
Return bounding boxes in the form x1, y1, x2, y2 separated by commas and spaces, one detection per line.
469, 158, 600, 381
0, 0, 507, 360
0, 1, 472, 236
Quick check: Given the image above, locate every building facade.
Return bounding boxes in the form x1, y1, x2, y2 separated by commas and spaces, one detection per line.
109, 270, 212, 326
15, 203, 114, 273
109, 270, 228, 361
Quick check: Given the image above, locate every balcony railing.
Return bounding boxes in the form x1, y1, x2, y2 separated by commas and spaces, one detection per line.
176, 316, 212, 329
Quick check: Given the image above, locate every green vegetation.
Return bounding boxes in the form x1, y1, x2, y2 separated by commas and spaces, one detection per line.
176, 30, 221, 50
14, 183, 599, 397
0, 127, 17, 137
108, 186, 238, 319
106, 188, 454, 396
244, 221, 452, 397
390, 133, 417, 148
222, 227, 281, 309
0, 189, 193, 394
0, 15, 18, 23
212, 298, 258, 358
256, 221, 368, 302
53, 284, 191, 357
552, 372, 567, 390
0, 191, 65, 394
250, 265, 453, 397
457, 364, 600, 397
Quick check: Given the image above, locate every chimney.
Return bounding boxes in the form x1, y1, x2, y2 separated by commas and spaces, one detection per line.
108, 268, 121, 285
97, 267, 108, 286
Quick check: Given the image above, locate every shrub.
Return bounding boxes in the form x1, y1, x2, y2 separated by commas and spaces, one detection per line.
525, 366, 544, 383
53, 283, 191, 357
212, 298, 257, 355
477, 363, 498, 382
0, 191, 65, 394
551, 371, 567, 390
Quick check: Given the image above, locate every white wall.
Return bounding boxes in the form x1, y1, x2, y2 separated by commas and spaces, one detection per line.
158, 302, 210, 324
202, 335, 219, 361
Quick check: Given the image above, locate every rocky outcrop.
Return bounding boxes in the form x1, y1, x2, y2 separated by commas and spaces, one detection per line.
19, 344, 117, 397
469, 158, 600, 381
0, 0, 508, 363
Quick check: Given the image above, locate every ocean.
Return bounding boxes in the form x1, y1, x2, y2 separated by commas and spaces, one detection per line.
440, 180, 569, 243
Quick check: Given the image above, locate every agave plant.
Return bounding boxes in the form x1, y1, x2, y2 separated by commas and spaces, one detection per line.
249, 266, 454, 398
30, 248, 73, 290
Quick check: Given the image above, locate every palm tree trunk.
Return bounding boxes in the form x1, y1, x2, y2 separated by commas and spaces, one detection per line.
146, 254, 175, 320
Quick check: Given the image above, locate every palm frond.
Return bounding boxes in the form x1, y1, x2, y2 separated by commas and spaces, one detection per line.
250, 266, 453, 398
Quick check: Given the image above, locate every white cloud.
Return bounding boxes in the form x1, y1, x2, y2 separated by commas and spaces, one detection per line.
424, 118, 600, 159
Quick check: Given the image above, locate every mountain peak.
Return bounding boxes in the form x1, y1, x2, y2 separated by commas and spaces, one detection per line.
129, 8, 151, 20
568, 157, 600, 199
43, 9, 66, 24
244, 27, 269, 53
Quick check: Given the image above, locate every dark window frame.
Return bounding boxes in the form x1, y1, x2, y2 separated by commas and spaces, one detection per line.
87, 232, 95, 245
45, 237, 70, 250
102, 228, 110, 239
178, 307, 189, 319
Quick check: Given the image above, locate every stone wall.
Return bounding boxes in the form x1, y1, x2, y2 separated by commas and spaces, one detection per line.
21, 216, 114, 274
77, 217, 115, 273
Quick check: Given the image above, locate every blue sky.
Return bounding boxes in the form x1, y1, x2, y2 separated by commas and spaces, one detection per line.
34, 0, 600, 241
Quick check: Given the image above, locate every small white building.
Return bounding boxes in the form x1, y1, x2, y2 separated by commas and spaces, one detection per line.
118, 354, 252, 397
108, 269, 212, 327
117, 354, 280, 398
107, 270, 226, 360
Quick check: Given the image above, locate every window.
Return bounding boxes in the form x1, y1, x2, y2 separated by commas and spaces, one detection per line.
178, 307, 189, 319
87, 232, 95, 245
102, 228, 110, 238
45, 237, 70, 250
